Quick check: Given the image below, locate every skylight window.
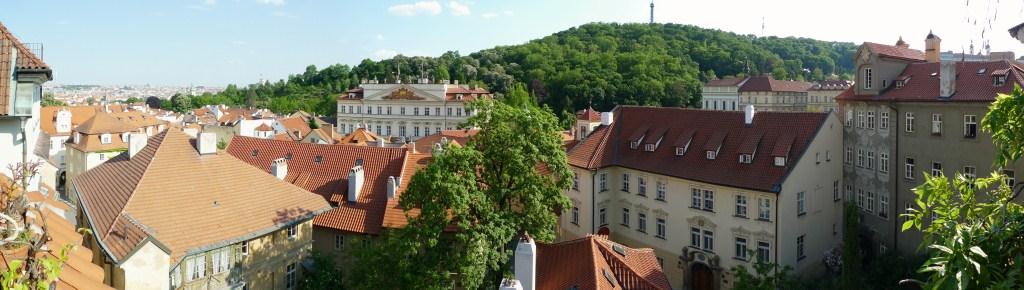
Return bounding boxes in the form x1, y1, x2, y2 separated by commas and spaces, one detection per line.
251, 149, 258, 157
314, 155, 323, 163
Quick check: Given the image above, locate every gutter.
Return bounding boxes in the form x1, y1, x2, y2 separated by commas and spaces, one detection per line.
591, 169, 597, 234
888, 101, 899, 251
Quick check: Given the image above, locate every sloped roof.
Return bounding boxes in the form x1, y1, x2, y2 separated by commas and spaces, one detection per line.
73, 112, 137, 135
705, 77, 748, 87
413, 129, 478, 154
863, 42, 926, 62
337, 128, 381, 146
534, 235, 671, 290
278, 117, 312, 139
576, 107, 602, 121
255, 123, 273, 131
74, 130, 330, 263
226, 137, 418, 234
837, 60, 1024, 102
738, 76, 812, 93
0, 22, 51, 116
567, 106, 828, 192
40, 106, 101, 136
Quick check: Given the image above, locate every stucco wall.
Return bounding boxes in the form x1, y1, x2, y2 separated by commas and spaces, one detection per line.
120, 241, 171, 290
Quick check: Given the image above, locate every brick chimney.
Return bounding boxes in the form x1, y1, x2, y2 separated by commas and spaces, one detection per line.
925, 31, 942, 63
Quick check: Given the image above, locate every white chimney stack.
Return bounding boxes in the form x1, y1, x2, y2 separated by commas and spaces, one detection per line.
387, 176, 397, 199
348, 165, 365, 202
128, 132, 148, 160
600, 112, 614, 126
271, 158, 288, 180
513, 235, 537, 290
55, 110, 72, 134
744, 105, 756, 126
198, 132, 217, 155
939, 61, 957, 98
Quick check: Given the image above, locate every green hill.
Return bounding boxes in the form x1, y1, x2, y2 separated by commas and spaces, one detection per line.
186, 22, 858, 120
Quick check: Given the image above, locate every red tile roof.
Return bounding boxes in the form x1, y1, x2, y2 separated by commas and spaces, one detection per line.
738, 76, 812, 93
567, 106, 829, 192
413, 129, 478, 154
278, 117, 312, 140
226, 137, 423, 234
535, 235, 671, 290
1, 22, 51, 116
705, 77, 748, 87
837, 60, 1024, 102
863, 42, 926, 62
576, 107, 602, 121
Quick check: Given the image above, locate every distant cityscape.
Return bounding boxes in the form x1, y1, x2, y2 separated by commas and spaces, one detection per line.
43, 83, 223, 104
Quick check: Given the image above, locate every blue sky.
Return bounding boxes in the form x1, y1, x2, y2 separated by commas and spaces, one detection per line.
3, 0, 1024, 86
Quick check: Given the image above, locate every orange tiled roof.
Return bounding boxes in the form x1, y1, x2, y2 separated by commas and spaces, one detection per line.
278, 117, 312, 139
255, 123, 273, 131
337, 128, 382, 146
74, 130, 330, 263
413, 129, 478, 154
73, 112, 137, 135
863, 42, 926, 62
40, 106, 101, 136
576, 107, 601, 121
0, 22, 51, 116
535, 235, 671, 290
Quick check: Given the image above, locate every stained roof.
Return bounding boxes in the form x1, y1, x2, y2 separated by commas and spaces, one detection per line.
1, 22, 51, 116
534, 235, 671, 290
413, 129, 478, 154
567, 106, 829, 192
704, 77, 748, 87
837, 60, 1024, 102
40, 106, 101, 136
74, 130, 330, 263
738, 76, 812, 93
862, 42, 926, 62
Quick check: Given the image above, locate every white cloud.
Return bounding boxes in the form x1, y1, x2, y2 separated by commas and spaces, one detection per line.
388, 1, 442, 16
448, 1, 470, 16
374, 49, 399, 60
376, 34, 385, 40
256, 0, 285, 6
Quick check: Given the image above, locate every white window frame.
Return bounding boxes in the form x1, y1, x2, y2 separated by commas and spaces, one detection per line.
879, 193, 889, 219
757, 241, 771, 263
599, 173, 607, 191
100, 133, 112, 144
866, 151, 875, 170
656, 218, 666, 239
655, 181, 666, 201
866, 111, 875, 129
880, 110, 889, 129
797, 235, 806, 261
621, 173, 630, 192
931, 113, 942, 135
735, 237, 748, 260
931, 162, 943, 177
866, 191, 875, 213
964, 115, 978, 138
863, 67, 873, 89
287, 224, 298, 239
638, 213, 647, 233
571, 207, 580, 225
240, 240, 249, 256
637, 176, 647, 196
621, 208, 630, 227
335, 235, 344, 250
905, 158, 915, 180
736, 194, 748, 218
797, 191, 806, 216
599, 208, 607, 226
880, 152, 889, 173
758, 197, 771, 221
286, 263, 297, 290
906, 112, 915, 133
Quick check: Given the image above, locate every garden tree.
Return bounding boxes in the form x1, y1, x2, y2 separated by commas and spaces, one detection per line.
350, 100, 573, 289
300, 252, 344, 290
144, 96, 162, 109
841, 202, 862, 289
168, 93, 192, 113
731, 256, 799, 290
501, 82, 535, 108
902, 86, 1024, 289
122, 97, 141, 104
40, 93, 66, 107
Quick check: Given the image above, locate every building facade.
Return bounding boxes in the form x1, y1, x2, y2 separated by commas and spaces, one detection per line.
336, 81, 490, 141
0, 22, 51, 192
806, 80, 852, 113
562, 106, 843, 290
701, 77, 748, 111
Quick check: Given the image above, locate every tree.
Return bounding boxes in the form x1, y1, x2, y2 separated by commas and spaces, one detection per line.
840, 203, 862, 289
40, 93, 66, 107
169, 93, 192, 113
123, 97, 141, 104
351, 100, 572, 289
902, 86, 1024, 289
145, 96, 162, 109
502, 82, 534, 108
300, 252, 344, 290
731, 257, 798, 290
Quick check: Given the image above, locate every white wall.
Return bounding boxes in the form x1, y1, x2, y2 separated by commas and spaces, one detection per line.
120, 241, 171, 290
239, 119, 275, 137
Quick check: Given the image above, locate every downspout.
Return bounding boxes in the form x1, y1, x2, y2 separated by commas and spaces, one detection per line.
591, 170, 597, 233
774, 190, 779, 275
888, 101, 899, 251
20, 117, 28, 192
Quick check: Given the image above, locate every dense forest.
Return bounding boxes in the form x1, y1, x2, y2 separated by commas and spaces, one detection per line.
174, 22, 858, 123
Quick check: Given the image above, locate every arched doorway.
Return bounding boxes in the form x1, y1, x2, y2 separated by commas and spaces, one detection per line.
690, 262, 714, 290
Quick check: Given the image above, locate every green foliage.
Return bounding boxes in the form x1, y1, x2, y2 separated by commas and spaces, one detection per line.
300, 251, 344, 290
840, 202, 861, 289
307, 117, 320, 129
123, 97, 142, 104
216, 140, 227, 150
732, 257, 799, 290
351, 100, 573, 289
40, 93, 66, 107
502, 82, 535, 108
982, 85, 1024, 168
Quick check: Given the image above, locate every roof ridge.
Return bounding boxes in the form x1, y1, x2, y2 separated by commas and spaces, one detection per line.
100, 131, 170, 240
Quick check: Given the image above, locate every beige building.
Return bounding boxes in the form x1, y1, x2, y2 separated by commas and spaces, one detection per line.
72, 131, 331, 290
701, 77, 748, 111
806, 80, 852, 113
738, 76, 813, 112
563, 106, 843, 290
336, 80, 490, 141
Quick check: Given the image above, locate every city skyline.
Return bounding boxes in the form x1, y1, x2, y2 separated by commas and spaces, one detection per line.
3, 0, 1023, 87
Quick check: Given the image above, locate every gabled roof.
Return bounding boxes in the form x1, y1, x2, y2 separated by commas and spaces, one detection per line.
73, 112, 137, 135
1, 22, 51, 116
74, 130, 330, 263
576, 107, 602, 121
277, 117, 312, 140
837, 60, 1024, 102
567, 106, 829, 192
255, 123, 273, 131
863, 42, 926, 62
704, 77, 748, 87
337, 128, 382, 146
738, 76, 812, 93
535, 235, 672, 290
40, 106, 101, 136
226, 137, 420, 234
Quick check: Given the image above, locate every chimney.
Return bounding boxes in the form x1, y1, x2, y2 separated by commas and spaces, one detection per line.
939, 61, 957, 98
128, 132, 148, 159
271, 158, 288, 180
744, 105, 756, 126
55, 110, 71, 134
198, 132, 217, 155
409, 142, 417, 154
513, 235, 537, 290
386, 176, 397, 199
348, 165, 365, 202
600, 112, 614, 126
925, 31, 942, 63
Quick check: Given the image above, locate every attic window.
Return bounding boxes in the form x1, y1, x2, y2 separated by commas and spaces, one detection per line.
895, 80, 905, 89
644, 144, 655, 152
994, 75, 1007, 86
455, 94, 463, 100
348, 93, 356, 98
774, 157, 786, 167
977, 68, 987, 75
675, 147, 686, 156
611, 244, 626, 256
251, 149, 258, 157
100, 134, 112, 144
740, 154, 753, 164
930, 72, 938, 77
314, 155, 323, 163
706, 150, 717, 160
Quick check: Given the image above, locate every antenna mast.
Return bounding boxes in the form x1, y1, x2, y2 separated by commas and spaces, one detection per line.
649, 1, 654, 24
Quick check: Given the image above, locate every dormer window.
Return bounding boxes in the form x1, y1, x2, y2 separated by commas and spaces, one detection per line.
895, 80, 905, 89
348, 93, 356, 98
862, 67, 873, 89
740, 154, 753, 164
121, 133, 129, 143
630, 141, 640, 149
100, 134, 112, 144
455, 94, 463, 100
994, 75, 1007, 86
644, 144, 655, 152
774, 157, 786, 167
706, 150, 717, 160
675, 147, 686, 156
314, 155, 323, 163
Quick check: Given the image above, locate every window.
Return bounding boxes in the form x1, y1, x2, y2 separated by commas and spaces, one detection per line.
644, 143, 655, 152
866, 151, 875, 170
856, 149, 864, 167
456, 108, 463, 116
703, 230, 715, 251
880, 152, 889, 173
638, 213, 647, 233
599, 208, 607, 226
863, 68, 873, 89
964, 115, 978, 138
964, 166, 977, 182
774, 157, 786, 167
335, 235, 344, 250
994, 75, 1007, 86
286, 263, 297, 290
240, 240, 249, 256
400, 107, 406, 115
797, 235, 806, 261
675, 147, 686, 156
703, 189, 715, 211
736, 195, 748, 217
188, 256, 206, 281
904, 203, 914, 223
797, 191, 806, 216
758, 197, 771, 221
735, 237, 749, 260
387, 106, 392, 115
931, 162, 943, 177
121, 133, 129, 143
621, 208, 630, 227
906, 112, 915, 133
213, 247, 232, 274
447, 107, 452, 116
171, 265, 181, 288
691, 228, 701, 248
287, 224, 298, 239
571, 207, 580, 225
413, 107, 419, 116
367, 106, 373, 114
414, 127, 420, 137
621, 174, 630, 192
866, 191, 876, 213
655, 182, 666, 201
638, 177, 647, 196
99, 153, 106, 161
931, 114, 943, 135
757, 241, 771, 263
845, 109, 853, 127
845, 185, 854, 202
880, 110, 889, 129
691, 188, 701, 209
100, 134, 111, 144
399, 126, 406, 137
423, 107, 429, 116
706, 150, 717, 160
1004, 170, 1016, 187
905, 158, 916, 179
656, 218, 666, 239
740, 154, 753, 164
435, 108, 441, 116
599, 173, 607, 191
845, 147, 853, 165
833, 180, 841, 201
879, 193, 889, 218
857, 188, 865, 209
857, 111, 865, 128
867, 111, 876, 129
572, 173, 579, 191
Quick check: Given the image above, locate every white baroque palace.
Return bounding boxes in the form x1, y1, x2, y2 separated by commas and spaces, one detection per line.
336, 80, 491, 141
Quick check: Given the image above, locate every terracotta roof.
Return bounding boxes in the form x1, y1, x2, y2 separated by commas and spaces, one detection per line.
444, 86, 492, 101
738, 76, 812, 93
534, 235, 671, 290
111, 111, 163, 128
705, 77, 748, 87
74, 130, 330, 263
810, 80, 854, 91
0, 22, 51, 116
40, 106, 101, 136
255, 123, 273, 131
278, 117, 312, 140
576, 107, 602, 121
837, 60, 1024, 102
413, 129, 478, 154
337, 128, 382, 146
73, 112, 137, 135
226, 137, 420, 234
863, 42, 926, 62
567, 106, 828, 192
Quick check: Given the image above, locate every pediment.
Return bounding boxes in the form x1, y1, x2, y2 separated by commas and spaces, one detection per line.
364, 84, 445, 101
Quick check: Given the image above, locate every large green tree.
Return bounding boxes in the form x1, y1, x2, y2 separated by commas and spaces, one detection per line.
351, 100, 572, 289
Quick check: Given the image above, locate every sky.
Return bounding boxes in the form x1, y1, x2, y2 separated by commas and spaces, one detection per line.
2, 0, 1023, 87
